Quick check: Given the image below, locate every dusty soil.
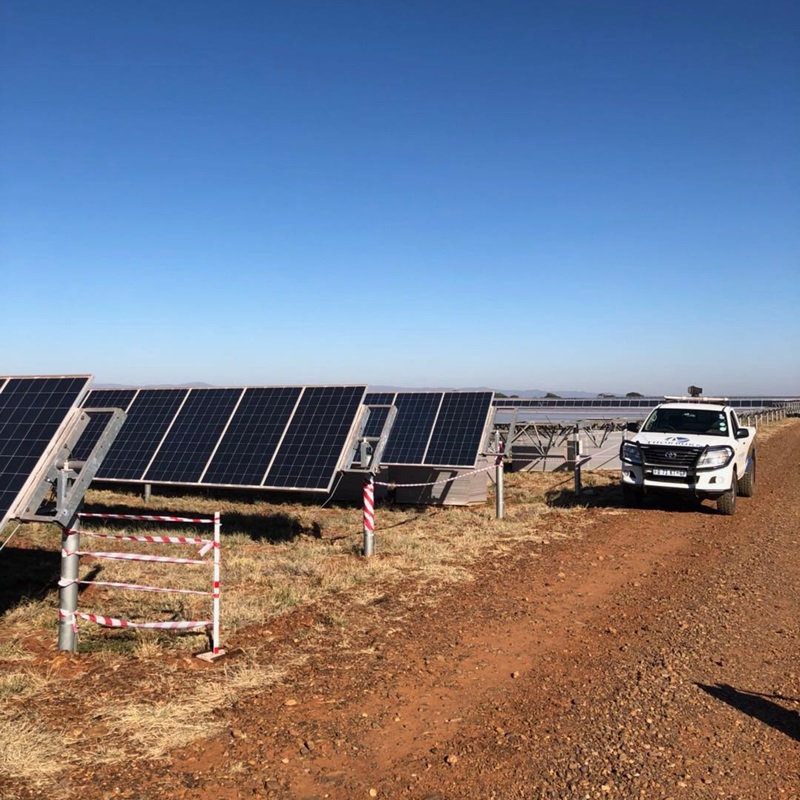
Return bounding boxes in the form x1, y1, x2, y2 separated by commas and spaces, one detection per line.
7, 423, 800, 799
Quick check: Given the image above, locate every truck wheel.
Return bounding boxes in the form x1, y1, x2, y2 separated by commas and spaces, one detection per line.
737, 454, 755, 498
717, 477, 737, 516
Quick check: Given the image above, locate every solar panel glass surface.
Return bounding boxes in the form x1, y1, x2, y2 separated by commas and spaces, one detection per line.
200, 387, 302, 486
380, 393, 442, 465
0, 376, 90, 529
96, 389, 189, 480
265, 385, 366, 490
423, 391, 493, 466
144, 388, 243, 484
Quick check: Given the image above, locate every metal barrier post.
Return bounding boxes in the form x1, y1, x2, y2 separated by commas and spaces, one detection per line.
58, 514, 80, 652
495, 438, 505, 519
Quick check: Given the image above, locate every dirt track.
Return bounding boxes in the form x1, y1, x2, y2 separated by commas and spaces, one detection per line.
9, 422, 800, 799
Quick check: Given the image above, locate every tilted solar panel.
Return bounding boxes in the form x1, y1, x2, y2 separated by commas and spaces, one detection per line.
423, 392, 494, 466
96, 389, 189, 480
371, 391, 494, 468
265, 385, 366, 490
380, 393, 441, 465
144, 388, 244, 484
0, 375, 91, 531
200, 386, 302, 486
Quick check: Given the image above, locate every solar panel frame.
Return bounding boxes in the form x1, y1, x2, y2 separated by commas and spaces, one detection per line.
71, 389, 139, 462
0, 375, 92, 532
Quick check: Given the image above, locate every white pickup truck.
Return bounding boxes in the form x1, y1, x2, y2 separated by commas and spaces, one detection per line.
619, 396, 756, 515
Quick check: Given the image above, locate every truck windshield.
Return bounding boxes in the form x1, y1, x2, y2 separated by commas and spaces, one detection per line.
642, 408, 729, 437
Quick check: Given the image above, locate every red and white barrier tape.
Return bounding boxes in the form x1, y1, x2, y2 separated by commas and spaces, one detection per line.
373, 462, 497, 489
60, 609, 211, 630
59, 578, 211, 596
63, 549, 209, 566
79, 512, 214, 524
72, 530, 214, 547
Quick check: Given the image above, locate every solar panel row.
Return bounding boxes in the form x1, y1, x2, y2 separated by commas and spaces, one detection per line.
492, 397, 793, 410
77, 385, 367, 492
0, 375, 91, 532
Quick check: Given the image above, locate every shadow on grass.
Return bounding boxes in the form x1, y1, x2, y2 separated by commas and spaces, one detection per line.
696, 682, 800, 742
80, 502, 324, 543
545, 480, 718, 514
0, 546, 61, 617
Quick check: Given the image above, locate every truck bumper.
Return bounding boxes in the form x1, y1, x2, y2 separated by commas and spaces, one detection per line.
621, 463, 734, 497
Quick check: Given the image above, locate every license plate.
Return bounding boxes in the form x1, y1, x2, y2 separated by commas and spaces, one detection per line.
653, 468, 687, 477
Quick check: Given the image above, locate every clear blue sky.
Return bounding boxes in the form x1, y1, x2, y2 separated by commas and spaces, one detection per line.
2, 1, 798, 395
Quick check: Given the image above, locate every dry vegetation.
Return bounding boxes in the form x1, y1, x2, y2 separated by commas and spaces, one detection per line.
0, 415, 788, 794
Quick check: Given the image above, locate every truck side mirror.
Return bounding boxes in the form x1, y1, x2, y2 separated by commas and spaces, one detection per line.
735, 428, 750, 439
626, 422, 640, 433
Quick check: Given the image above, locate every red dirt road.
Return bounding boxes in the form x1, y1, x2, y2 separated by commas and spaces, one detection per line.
10, 422, 800, 799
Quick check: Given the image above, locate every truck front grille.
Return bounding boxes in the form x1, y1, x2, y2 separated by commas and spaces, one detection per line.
640, 445, 702, 468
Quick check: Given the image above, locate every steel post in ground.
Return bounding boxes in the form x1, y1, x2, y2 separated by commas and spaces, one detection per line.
58, 514, 80, 651
495, 457, 504, 519
363, 475, 375, 557
572, 428, 582, 497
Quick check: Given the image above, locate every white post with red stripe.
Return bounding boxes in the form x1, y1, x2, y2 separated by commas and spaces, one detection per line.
363, 475, 375, 557
212, 511, 221, 655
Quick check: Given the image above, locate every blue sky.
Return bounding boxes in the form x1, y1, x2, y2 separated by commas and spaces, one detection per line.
2, 1, 798, 395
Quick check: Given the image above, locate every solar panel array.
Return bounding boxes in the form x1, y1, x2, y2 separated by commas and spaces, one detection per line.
492, 397, 796, 410
76, 385, 367, 492
363, 391, 494, 468
0, 375, 91, 531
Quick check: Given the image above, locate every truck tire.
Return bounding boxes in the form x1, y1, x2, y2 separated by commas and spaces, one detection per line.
717, 476, 737, 516
737, 454, 755, 498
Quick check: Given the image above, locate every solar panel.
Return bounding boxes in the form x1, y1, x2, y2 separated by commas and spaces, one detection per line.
201, 386, 301, 486
0, 375, 91, 532
144, 388, 243, 484
423, 392, 495, 466
265, 385, 366, 490
96, 389, 189, 480
372, 391, 494, 468
380, 393, 441, 465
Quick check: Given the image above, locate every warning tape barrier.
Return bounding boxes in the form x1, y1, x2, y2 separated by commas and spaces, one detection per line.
60, 609, 211, 631
79, 512, 214, 524
59, 578, 211, 596
373, 462, 497, 489
60, 511, 223, 654
71, 530, 215, 547
64, 549, 209, 566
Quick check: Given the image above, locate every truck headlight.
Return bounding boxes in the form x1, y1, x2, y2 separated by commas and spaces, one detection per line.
621, 442, 642, 465
697, 446, 734, 469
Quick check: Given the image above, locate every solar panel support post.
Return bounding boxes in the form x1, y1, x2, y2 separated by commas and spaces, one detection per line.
58, 513, 80, 652
570, 428, 582, 496
144, 483, 152, 504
